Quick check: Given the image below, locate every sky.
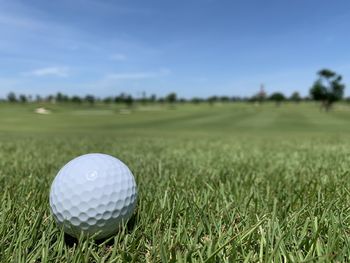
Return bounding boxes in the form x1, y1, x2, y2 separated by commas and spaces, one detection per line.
1, 0, 350, 99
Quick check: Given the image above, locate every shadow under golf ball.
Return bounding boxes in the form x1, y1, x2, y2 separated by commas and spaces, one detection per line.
63, 213, 138, 246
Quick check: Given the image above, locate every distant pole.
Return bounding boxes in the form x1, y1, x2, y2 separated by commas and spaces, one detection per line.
260, 84, 265, 96
258, 84, 266, 103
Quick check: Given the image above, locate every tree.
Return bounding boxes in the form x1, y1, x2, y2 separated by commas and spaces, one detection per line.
150, 94, 157, 103
207, 96, 218, 106
125, 95, 134, 108
71, 96, 83, 104
157, 97, 165, 103
269, 92, 285, 106
7, 92, 17, 102
310, 69, 345, 111
19, 94, 27, 103
46, 95, 55, 103
165, 93, 177, 104
290, 92, 301, 103
102, 96, 113, 104
56, 92, 65, 102
85, 95, 95, 106
231, 96, 242, 102
219, 96, 230, 102
35, 95, 42, 102
191, 97, 203, 104
114, 93, 127, 104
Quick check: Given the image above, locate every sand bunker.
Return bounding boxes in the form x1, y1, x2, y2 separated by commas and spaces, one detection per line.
35, 107, 51, 114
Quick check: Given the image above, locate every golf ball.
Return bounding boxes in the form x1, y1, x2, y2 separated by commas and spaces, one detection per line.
49, 153, 137, 239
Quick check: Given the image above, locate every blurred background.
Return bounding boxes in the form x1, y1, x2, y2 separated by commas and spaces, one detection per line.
0, 0, 350, 135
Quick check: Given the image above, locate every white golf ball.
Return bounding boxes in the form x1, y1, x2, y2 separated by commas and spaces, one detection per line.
49, 153, 137, 239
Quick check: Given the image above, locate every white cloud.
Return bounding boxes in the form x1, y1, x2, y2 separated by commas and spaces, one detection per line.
83, 68, 171, 92
110, 53, 127, 61
106, 72, 156, 80
26, 67, 70, 77
105, 68, 171, 80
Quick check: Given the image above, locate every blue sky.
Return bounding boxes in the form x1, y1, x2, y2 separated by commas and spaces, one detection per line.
1, 0, 350, 98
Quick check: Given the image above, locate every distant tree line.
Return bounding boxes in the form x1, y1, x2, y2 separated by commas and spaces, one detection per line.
2, 69, 347, 109
3, 92, 138, 106
1, 91, 313, 105
3, 90, 348, 106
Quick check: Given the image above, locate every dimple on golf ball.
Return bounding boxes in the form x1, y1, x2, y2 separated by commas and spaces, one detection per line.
49, 153, 137, 239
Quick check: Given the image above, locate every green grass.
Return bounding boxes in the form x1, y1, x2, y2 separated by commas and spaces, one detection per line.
1, 102, 350, 262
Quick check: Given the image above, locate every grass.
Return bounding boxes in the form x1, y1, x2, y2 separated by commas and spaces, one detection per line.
1, 102, 350, 262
